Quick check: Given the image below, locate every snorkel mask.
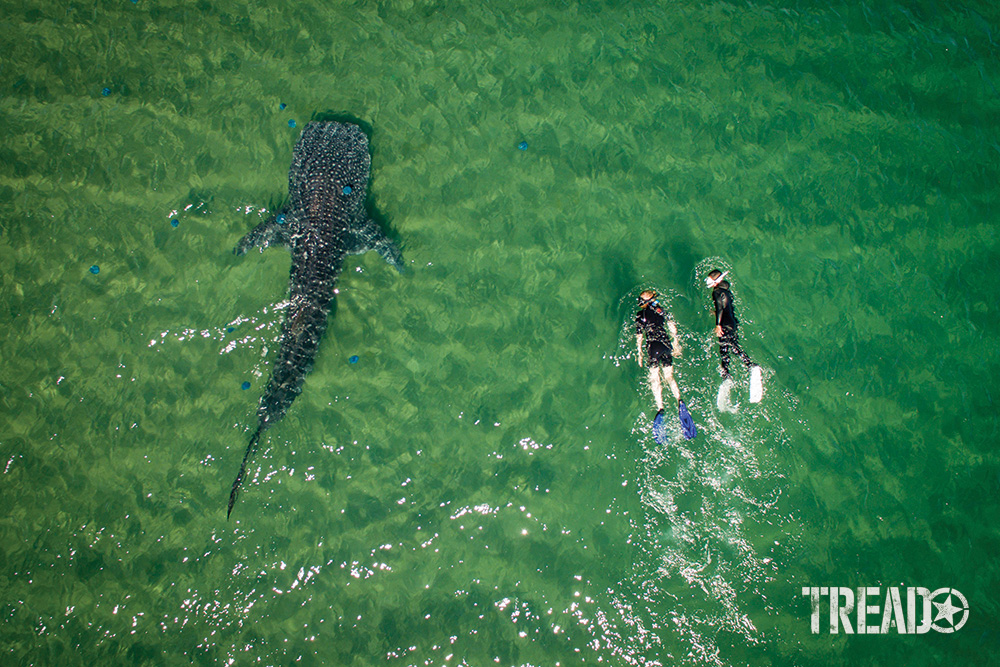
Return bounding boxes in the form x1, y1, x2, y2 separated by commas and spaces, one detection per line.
638, 291, 658, 308
705, 271, 729, 288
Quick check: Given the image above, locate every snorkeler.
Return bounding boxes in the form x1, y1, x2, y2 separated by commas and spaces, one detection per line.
635, 290, 696, 440
706, 270, 762, 404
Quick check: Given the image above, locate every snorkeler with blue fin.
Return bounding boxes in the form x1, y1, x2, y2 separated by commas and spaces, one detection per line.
635, 291, 697, 441
706, 270, 763, 409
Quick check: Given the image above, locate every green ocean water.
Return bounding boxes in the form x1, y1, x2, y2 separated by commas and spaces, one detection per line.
2, 0, 999, 665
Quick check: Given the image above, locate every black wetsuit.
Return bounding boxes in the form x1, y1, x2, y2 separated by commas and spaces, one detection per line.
712, 282, 753, 377
636, 304, 673, 367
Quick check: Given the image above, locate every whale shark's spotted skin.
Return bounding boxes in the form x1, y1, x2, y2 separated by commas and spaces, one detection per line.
228, 121, 402, 518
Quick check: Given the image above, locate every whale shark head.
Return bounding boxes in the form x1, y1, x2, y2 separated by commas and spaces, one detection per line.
288, 122, 371, 226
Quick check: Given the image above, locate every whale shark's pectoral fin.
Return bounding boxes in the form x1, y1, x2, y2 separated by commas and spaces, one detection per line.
234, 213, 292, 256
347, 217, 405, 273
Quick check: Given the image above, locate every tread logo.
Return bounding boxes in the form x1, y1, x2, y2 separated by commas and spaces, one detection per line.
802, 587, 968, 634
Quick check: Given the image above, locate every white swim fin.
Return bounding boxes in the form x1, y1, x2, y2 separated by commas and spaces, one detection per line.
749, 365, 763, 403
717, 377, 737, 413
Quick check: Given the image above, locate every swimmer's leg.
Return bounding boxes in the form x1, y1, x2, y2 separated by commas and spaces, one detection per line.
732, 338, 754, 369
718, 340, 732, 378
648, 366, 664, 412
662, 365, 681, 403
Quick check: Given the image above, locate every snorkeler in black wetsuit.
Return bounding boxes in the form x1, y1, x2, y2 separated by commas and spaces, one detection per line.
706, 269, 754, 378
635, 290, 682, 415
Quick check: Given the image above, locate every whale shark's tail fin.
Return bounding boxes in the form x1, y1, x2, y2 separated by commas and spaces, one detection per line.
228, 427, 263, 520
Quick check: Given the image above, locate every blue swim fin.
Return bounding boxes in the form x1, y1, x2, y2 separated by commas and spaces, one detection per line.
653, 410, 667, 444
678, 401, 697, 439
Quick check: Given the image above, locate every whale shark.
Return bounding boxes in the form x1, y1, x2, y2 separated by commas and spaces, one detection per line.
227, 121, 403, 519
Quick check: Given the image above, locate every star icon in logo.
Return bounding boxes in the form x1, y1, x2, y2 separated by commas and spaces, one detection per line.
929, 588, 969, 633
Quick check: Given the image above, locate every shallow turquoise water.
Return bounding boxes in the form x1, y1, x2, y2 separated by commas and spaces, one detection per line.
1, 0, 999, 665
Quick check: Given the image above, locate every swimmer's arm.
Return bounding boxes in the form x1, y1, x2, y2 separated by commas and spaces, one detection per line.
668, 318, 682, 357
635, 334, 644, 366
714, 292, 727, 336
